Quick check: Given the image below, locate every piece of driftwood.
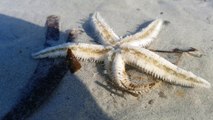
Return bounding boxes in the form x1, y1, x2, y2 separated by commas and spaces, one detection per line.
2, 15, 69, 120
66, 48, 81, 73
45, 15, 60, 43
67, 28, 84, 42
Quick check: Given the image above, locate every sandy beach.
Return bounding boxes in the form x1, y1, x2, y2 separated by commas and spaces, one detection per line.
0, 0, 213, 120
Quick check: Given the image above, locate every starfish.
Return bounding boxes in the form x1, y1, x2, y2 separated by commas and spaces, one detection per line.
32, 12, 211, 93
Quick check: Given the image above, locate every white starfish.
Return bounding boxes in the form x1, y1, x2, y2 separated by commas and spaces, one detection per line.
32, 12, 211, 93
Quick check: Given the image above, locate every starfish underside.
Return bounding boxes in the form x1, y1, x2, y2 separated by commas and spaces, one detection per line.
32, 12, 211, 93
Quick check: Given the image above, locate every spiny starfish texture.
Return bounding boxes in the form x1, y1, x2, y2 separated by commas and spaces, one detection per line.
32, 12, 211, 93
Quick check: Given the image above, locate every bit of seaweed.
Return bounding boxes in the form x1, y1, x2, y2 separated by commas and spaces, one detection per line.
149, 47, 202, 59
149, 47, 198, 54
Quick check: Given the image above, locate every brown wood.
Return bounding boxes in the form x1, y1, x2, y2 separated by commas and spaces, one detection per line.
2, 15, 67, 120
66, 48, 81, 73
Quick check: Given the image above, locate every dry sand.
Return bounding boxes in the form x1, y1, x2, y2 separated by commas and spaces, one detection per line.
0, 0, 213, 120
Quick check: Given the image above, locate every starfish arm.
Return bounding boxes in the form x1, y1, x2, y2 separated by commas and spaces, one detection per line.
91, 12, 120, 45
121, 46, 211, 88
104, 51, 120, 85
120, 19, 164, 48
104, 51, 130, 87
32, 43, 109, 62
111, 52, 161, 92
112, 52, 128, 87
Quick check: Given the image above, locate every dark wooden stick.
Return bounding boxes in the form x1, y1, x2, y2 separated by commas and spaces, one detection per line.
66, 28, 83, 42
2, 15, 68, 120
45, 15, 60, 43
66, 48, 81, 73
